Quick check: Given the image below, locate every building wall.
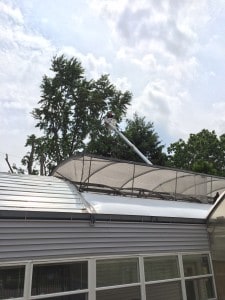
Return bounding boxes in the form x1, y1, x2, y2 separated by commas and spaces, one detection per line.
208, 222, 225, 300
0, 219, 209, 262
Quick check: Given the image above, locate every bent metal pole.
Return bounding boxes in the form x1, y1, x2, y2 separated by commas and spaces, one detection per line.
104, 117, 153, 166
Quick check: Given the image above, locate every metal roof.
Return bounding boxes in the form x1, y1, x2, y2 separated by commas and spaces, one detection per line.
0, 172, 88, 213
0, 165, 219, 220
83, 192, 212, 220
52, 155, 225, 204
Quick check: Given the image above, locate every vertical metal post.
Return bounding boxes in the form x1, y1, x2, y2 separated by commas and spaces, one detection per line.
88, 259, 96, 300
178, 254, 187, 300
24, 262, 32, 300
139, 256, 146, 300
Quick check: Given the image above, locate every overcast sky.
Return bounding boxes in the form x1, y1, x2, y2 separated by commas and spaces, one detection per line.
1, 0, 225, 172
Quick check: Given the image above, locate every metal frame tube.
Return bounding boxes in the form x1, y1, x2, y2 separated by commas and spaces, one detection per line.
105, 119, 153, 166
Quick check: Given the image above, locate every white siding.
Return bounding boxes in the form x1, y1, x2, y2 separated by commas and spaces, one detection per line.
0, 219, 209, 262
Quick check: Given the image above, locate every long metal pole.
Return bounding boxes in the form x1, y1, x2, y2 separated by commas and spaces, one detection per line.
105, 119, 153, 166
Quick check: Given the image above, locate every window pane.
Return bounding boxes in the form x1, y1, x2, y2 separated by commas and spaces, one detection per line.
144, 256, 179, 281
0, 265, 25, 299
146, 281, 182, 300
96, 258, 139, 287
41, 294, 88, 300
96, 286, 141, 300
185, 277, 215, 300
183, 254, 211, 277
31, 261, 87, 295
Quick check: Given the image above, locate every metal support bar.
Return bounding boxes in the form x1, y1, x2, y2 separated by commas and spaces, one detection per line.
105, 118, 153, 166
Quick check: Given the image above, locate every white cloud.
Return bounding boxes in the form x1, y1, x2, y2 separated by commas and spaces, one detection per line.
114, 76, 131, 91
59, 46, 112, 79
91, 0, 225, 145
0, 1, 56, 171
0, 1, 24, 24
1, 0, 225, 170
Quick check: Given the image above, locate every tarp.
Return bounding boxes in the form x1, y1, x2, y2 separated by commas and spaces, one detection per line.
52, 155, 225, 204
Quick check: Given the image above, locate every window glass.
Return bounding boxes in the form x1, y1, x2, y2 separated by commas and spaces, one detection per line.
146, 281, 182, 300
41, 294, 88, 300
144, 256, 180, 282
31, 261, 87, 295
185, 277, 215, 300
0, 265, 25, 299
96, 286, 141, 300
96, 258, 139, 287
183, 254, 211, 277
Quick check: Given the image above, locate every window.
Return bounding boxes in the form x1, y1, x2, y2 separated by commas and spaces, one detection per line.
96, 258, 139, 287
31, 261, 87, 295
0, 252, 216, 300
144, 256, 181, 300
185, 277, 215, 300
96, 286, 141, 300
144, 255, 180, 282
146, 281, 182, 300
0, 265, 25, 299
183, 254, 211, 277
182, 254, 215, 300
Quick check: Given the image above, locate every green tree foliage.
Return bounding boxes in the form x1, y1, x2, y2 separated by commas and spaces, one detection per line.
87, 113, 167, 165
23, 55, 131, 174
21, 134, 39, 175
21, 134, 53, 175
167, 129, 225, 176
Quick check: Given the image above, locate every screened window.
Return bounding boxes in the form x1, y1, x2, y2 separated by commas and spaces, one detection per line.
96, 258, 139, 287
96, 286, 141, 300
185, 277, 215, 300
183, 254, 211, 277
183, 254, 215, 300
144, 256, 180, 282
0, 265, 25, 299
146, 281, 182, 300
31, 261, 87, 295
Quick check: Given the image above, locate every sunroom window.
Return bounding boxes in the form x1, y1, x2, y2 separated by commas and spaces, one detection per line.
31, 261, 88, 296
0, 265, 25, 299
144, 255, 182, 300
182, 254, 215, 300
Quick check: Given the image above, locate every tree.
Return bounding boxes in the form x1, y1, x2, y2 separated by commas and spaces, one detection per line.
23, 55, 131, 174
167, 129, 225, 176
87, 113, 167, 165
21, 134, 39, 175
21, 134, 52, 175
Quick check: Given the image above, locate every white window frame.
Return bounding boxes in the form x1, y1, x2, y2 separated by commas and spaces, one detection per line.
0, 251, 217, 300
180, 251, 217, 300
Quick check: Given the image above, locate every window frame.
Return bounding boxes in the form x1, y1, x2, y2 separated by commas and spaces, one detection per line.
143, 253, 182, 300
31, 260, 88, 296
30, 259, 89, 300
0, 251, 217, 300
0, 262, 27, 300
96, 256, 140, 288
181, 252, 217, 300
143, 254, 181, 283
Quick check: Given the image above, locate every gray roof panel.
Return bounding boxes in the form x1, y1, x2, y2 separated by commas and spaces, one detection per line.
0, 173, 88, 213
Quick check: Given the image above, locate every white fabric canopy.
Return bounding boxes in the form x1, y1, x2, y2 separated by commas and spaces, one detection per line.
52, 155, 225, 204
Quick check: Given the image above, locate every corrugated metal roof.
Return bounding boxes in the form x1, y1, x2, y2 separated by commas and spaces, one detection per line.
0, 172, 88, 213
0, 172, 215, 220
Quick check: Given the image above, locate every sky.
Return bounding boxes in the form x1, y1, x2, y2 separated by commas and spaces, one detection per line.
1, 0, 225, 172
